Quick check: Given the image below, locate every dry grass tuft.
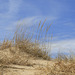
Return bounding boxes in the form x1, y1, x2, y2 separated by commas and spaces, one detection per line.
13, 20, 51, 60
0, 20, 75, 75
36, 60, 75, 75
0, 20, 51, 66
36, 53, 75, 75
0, 40, 12, 50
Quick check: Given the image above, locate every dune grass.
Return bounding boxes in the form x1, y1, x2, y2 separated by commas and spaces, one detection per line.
0, 20, 75, 75
13, 19, 51, 60
0, 20, 51, 65
36, 60, 75, 75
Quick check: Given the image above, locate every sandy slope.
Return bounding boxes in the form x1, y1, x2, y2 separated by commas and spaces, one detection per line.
0, 60, 55, 75
0, 47, 55, 75
0, 47, 75, 75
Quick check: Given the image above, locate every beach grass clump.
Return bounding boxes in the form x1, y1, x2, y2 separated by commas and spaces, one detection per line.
0, 40, 12, 50
13, 19, 51, 60
37, 54, 75, 75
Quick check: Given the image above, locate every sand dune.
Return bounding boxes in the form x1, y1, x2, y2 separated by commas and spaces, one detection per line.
0, 47, 75, 75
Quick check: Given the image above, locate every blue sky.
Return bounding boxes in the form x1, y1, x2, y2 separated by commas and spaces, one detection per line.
0, 0, 75, 54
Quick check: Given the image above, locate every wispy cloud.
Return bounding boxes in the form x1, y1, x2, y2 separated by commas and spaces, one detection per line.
45, 39, 75, 54
0, 0, 23, 31
63, 22, 75, 26
0, 0, 75, 54
8, 0, 22, 15
5, 15, 58, 31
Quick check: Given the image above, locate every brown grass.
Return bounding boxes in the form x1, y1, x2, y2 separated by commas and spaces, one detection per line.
0, 40, 12, 50
36, 61, 75, 75
36, 53, 75, 75
0, 20, 75, 75
0, 20, 51, 66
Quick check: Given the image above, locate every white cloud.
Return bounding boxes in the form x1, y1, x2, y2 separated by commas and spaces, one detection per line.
14, 16, 39, 26
45, 39, 75, 54
0, 0, 23, 30
0, 0, 60, 31
64, 22, 75, 26
4, 16, 39, 32
0, 0, 22, 18
8, 0, 22, 14
5, 16, 57, 31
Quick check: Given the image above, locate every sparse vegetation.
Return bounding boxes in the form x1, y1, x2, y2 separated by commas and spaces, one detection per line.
0, 20, 75, 75
36, 61, 75, 75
